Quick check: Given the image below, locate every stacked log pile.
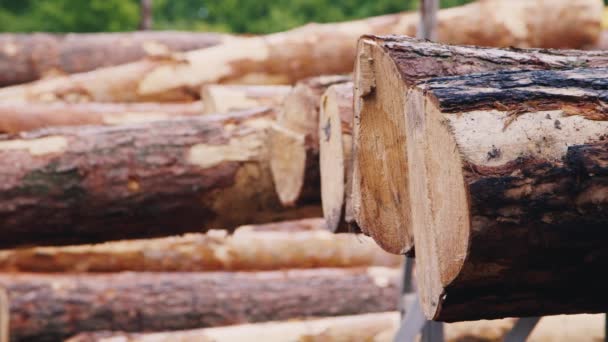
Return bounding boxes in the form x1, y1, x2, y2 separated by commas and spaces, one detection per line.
350, 34, 608, 321
0, 0, 605, 340
0, 0, 600, 103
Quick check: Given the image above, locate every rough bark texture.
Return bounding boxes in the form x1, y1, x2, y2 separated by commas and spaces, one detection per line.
0, 102, 203, 134
0, 32, 228, 87
406, 67, 608, 321
0, 0, 600, 103
0, 268, 399, 342
319, 82, 359, 233
201, 85, 291, 114
0, 218, 400, 272
68, 312, 400, 342
270, 75, 350, 206
0, 107, 321, 249
352, 35, 608, 255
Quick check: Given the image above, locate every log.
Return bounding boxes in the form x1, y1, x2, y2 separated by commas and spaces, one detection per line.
0, 289, 7, 342
319, 82, 358, 233
64, 313, 608, 342
0, 101, 203, 134
352, 35, 608, 255
270, 75, 351, 206
201, 85, 291, 114
404, 67, 608, 321
67, 312, 401, 342
0, 268, 399, 341
0, 0, 600, 103
0, 32, 229, 86
0, 107, 320, 249
0, 218, 400, 272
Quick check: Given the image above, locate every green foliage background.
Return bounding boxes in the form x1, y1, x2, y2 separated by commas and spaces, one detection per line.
0, 0, 475, 34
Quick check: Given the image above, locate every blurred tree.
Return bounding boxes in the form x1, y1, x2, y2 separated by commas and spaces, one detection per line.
0, 0, 479, 33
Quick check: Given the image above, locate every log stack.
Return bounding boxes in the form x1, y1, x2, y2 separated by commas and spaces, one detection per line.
0, 0, 600, 103
0, 0, 605, 340
351, 35, 608, 321
350, 35, 608, 254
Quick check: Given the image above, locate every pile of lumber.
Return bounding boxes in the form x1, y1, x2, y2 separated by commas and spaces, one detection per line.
343, 35, 608, 320
0, 0, 605, 340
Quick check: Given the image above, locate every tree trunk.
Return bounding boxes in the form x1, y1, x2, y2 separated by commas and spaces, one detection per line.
0, 32, 229, 87
139, 0, 153, 31
63, 314, 608, 342
0, 268, 399, 341
0, 101, 203, 134
402, 67, 608, 321
0, 218, 400, 272
0, 107, 321, 249
319, 82, 359, 233
352, 35, 608, 255
201, 85, 291, 114
270, 76, 350, 206
0, 0, 600, 103
68, 312, 400, 342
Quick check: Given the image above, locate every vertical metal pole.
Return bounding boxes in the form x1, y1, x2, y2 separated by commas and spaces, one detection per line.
504, 317, 541, 342
418, 0, 439, 41
139, 0, 153, 31
399, 256, 415, 316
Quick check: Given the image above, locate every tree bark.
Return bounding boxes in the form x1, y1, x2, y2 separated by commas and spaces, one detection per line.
403, 67, 608, 321
0, 101, 203, 134
318, 82, 359, 233
0, 32, 229, 87
56, 314, 608, 342
0, 107, 321, 249
0, 0, 600, 103
0, 268, 399, 342
352, 35, 608, 255
0, 218, 400, 272
68, 312, 401, 342
201, 85, 291, 114
270, 75, 350, 206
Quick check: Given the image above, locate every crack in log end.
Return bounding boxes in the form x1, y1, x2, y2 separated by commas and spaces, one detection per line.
322, 118, 331, 142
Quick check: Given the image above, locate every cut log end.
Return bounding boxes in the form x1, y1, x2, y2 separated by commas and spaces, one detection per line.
352, 38, 413, 255
411, 67, 608, 321
320, 90, 346, 233
406, 90, 470, 320
320, 83, 357, 233
269, 124, 309, 206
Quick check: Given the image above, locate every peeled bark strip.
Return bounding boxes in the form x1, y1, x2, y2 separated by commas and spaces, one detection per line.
319, 82, 358, 233
0, 218, 400, 272
0, 101, 203, 134
406, 68, 608, 321
0, 107, 321, 249
352, 35, 608, 255
0, 32, 229, 87
0, 0, 600, 103
270, 75, 350, 206
201, 85, 291, 114
0, 268, 399, 341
